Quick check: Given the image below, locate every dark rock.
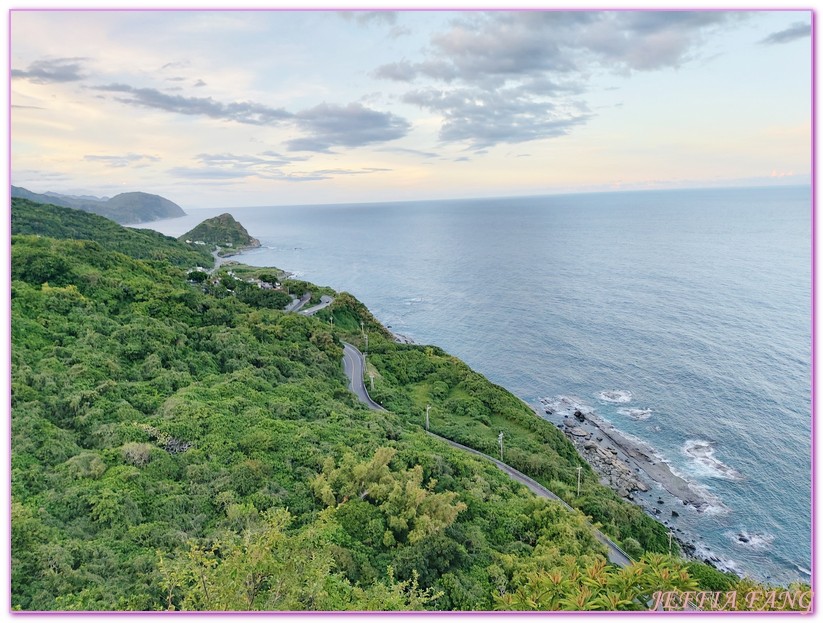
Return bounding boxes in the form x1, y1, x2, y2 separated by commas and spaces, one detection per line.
671, 510, 679, 518
657, 498, 664, 505
574, 410, 585, 422
738, 535, 750, 543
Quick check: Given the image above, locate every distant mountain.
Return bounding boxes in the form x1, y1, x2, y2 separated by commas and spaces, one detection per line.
10, 185, 186, 224
179, 213, 261, 251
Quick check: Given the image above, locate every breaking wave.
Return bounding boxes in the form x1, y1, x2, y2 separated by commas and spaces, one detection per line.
617, 407, 653, 420
597, 390, 633, 403
728, 529, 775, 551
683, 439, 744, 481
540, 395, 593, 417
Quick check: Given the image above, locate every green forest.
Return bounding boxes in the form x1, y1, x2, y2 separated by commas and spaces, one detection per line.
10, 198, 808, 611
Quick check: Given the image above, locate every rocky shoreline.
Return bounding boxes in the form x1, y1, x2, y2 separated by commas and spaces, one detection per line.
387, 327, 416, 344
539, 397, 746, 572
542, 397, 712, 512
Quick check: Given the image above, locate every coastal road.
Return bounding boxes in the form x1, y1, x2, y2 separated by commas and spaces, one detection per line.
300, 295, 334, 316
340, 341, 633, 569
209, 249, 226, 273
341, 342, 386, 411
285, 292, 312, 313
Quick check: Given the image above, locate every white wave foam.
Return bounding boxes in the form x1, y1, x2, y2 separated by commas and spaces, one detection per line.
692, 543, 741, 575
728, 530, 775, 551
617, 407, 653, 420
597, 389, 632, 403
653, 457, 730, 515
540, 395, 593, 417
682, 439, 744, 481
796, 565, 812, 577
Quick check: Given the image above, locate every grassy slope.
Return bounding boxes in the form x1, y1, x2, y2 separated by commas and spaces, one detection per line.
317, 301, 672, 555
11, 197, 212, 269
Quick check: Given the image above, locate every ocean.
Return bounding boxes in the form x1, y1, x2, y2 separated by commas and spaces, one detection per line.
144, 185, 812, 584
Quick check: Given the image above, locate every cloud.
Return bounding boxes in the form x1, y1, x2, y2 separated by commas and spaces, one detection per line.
418, 11, 736, 81
169, 152, 389, 184
759, 22, 811, 45
11, 57, 89, 84
372, 11, 737, 148
84, 153, 161, 168
339, 11, 397, 26
180, 152, 307, 181
404, 86, 590, 149
12, 170, 74, 188
310, 167, 391, 175
90, 83, 410, 152
168, 166, 250, 180
373, 60, 418, 82
93, 83, 293, 125
193, 79, 207, 87
579, 11, 739, 71
286, 102, 410, 152
377, 146, 440, 159
390, 26, 412, 38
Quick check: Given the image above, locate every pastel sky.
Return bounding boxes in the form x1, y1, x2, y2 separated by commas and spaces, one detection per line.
10, 9, 812, 209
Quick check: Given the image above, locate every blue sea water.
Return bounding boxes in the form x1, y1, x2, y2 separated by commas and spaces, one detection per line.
146, 185, 812, 584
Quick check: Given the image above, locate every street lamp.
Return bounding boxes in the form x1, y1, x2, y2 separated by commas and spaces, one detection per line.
425, 404, 431, 431
498, 431, 504, 461
576, 466, 583, 497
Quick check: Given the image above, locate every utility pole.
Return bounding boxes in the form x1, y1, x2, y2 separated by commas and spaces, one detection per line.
576, 466, 583, 497
498, 431, 504, 461
425, 404, 431, 431
668, 530, 674, 554
369, 372, 375, 392
365, 333, 368, 358
360, 320, 364, 338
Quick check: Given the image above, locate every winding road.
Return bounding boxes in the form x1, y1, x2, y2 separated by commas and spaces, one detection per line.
340, 340, 633, 569
342, 342, 385, 411
300, 295, 334, 316
285, 292, 312, 313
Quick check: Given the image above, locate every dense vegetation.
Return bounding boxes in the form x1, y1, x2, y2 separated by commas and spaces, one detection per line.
10, 200, 808, 611
320, 308, 671, 554
11, 198, 212, 269
179, 213, 260, 251
11, 186, 186, 223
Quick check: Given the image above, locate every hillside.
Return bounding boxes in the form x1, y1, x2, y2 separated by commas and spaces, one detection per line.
10, 209, 804, 611
11, 185, 186, 224
179, 213, 261, 252
11, 197, 212, 269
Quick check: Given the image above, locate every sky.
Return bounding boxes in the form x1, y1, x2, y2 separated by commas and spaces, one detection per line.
9, 8, 813, 209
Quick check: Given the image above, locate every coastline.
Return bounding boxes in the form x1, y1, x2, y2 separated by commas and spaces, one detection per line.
544, 399, 713, 512
222, 245, 759, 580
